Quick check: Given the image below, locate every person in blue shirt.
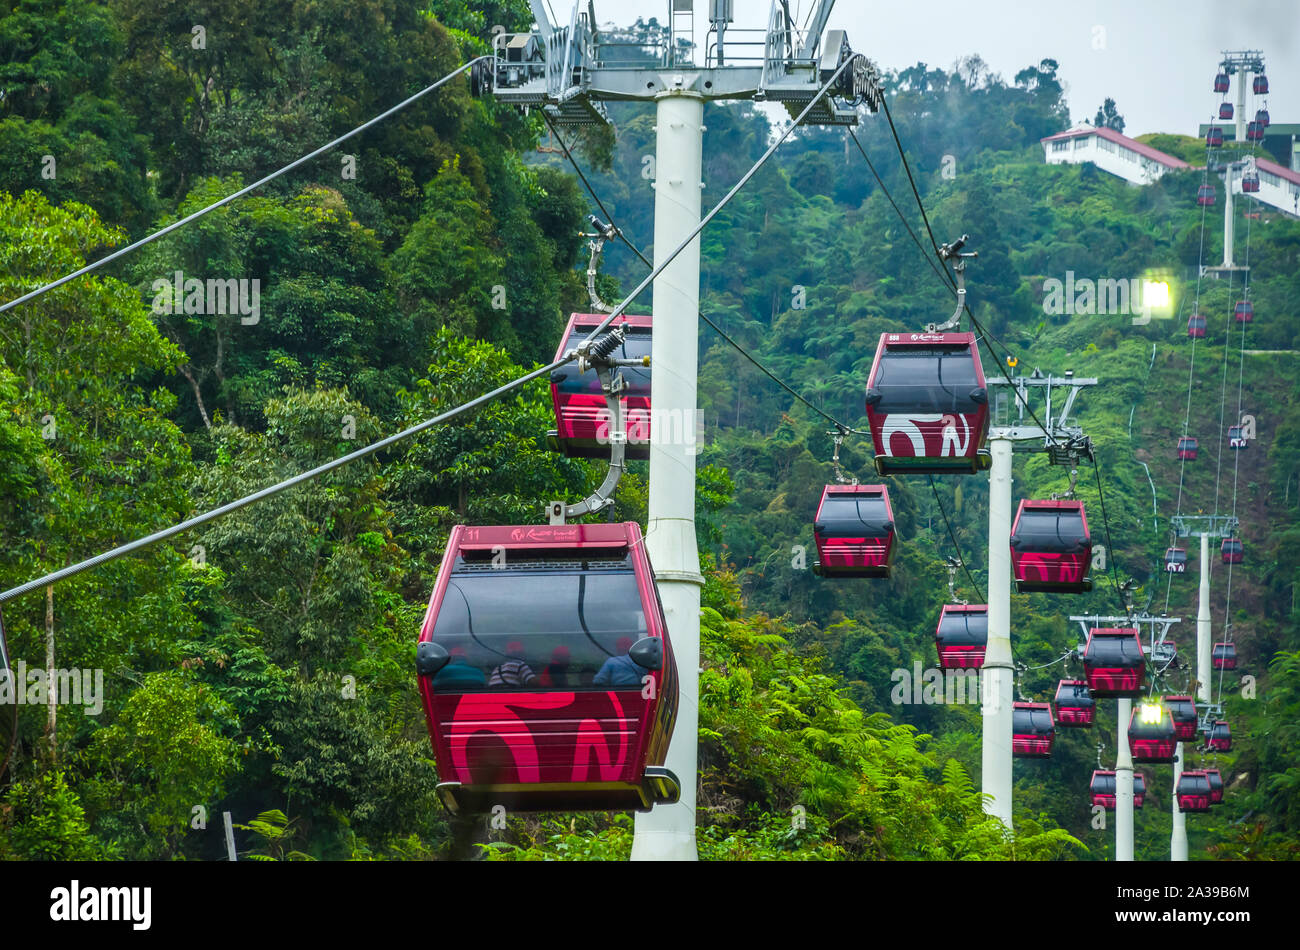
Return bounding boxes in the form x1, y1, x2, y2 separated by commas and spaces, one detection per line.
593, 637, 643, 687
432, 646, 487, 689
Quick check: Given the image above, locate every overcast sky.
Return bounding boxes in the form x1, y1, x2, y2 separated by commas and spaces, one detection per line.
569, 0, 1298, 137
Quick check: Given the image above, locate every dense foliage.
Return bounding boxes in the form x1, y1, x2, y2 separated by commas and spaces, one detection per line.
1, 2, 1296, 860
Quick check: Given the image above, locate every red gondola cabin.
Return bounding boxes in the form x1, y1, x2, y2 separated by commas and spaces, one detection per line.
1242, 171, 1260, 193
1246, 120, 1263, 142
1082, 627, 1145, 698
548, 314, 652, 459
1177, 437, 1198, 460
1214, 72, 1229, 93
1090, 770, 1116, 809
1012, 701, 1055, 758
1166, 695, 1199, 742
1205, 126, 1224, 148
1010, 499, 1092, 593
1234, 301, 1253, 323
416, 522, 679, 814
1255, 108, 1270, 128
1197, 184, 1216, 207
1253, 74, 1268, 95
1219, 102, 1234, 121
1221, 537, 1243, 564
864, 332, 989, 474
1205, 767, 1224, 804
1164, 546, 1188, 574
1177, 770, 1212, 812
812, 484, 895, 578
1188, 314, 1207, 338
1053, 679, 1095, 728
935, 604, 988, 669
1207, 720, 1232, 752
1133, 771, 1147, 809
1129, 701, 1177, 764
1212, 641, 1237, 670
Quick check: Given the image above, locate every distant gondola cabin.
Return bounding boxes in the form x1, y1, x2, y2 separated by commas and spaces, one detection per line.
1082, 627, 1144, 698
1164, 546, 1188, 574
1011, 702, 1055, 759
1053, 679, 1095, 728
812, 484, 895, 578
935, 604, 988, 670
1009, 500, 1092, 593
1128, 702, 1177, 764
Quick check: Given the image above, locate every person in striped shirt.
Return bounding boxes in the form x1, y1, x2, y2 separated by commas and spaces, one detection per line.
489, 641, 538, 687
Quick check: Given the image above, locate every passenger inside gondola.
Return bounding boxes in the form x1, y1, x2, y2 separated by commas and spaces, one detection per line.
429, 558, 651, 691
433, 646, 487, 688
594, 637, 643, 686
490, 642, 539, 686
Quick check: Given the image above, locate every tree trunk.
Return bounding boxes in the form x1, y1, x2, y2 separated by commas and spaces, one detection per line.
179, 363, 213, 430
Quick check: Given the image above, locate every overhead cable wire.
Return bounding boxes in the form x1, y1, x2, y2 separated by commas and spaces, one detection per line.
0, 57, 491, 315
0, 55, 868, 603
0, 357, 567, 605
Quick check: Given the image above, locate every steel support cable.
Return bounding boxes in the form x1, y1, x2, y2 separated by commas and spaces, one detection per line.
0, 356, 569, 605
878, 94, 949, 271
845, 129, 954, 292
929, 474, 982, 594
575, 52, 861, 348
875, 93, 1081, 455
557, 55, 869, 437
0, 57, 490, 315
1166, 138, 1217, 615
1217, 141, 1259, 706
0, 59, 870, 604
1091, 457, 1126, 612
544, 112, 853, 433
540, 112, 654, 270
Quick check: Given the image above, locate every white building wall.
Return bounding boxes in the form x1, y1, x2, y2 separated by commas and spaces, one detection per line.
1042, 135, 1173, 186
1234, 168, 1300, 216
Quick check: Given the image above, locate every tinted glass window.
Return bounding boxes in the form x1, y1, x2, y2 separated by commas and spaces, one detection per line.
1057, 682, 1094, 706
817, 493, 891, 537
430, 563, 650, 692
1013, 508, 1087, 550
1092, 773, 1116, 794
938, 611, 988, 645
871, 346, 982, 414
1088, 633, 1141, 665
1014, 707, 1053, 733
553, 328, 651, 396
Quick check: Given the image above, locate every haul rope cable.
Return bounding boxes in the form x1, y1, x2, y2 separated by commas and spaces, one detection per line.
0, 57, 493, 315
0, 54, 865, 604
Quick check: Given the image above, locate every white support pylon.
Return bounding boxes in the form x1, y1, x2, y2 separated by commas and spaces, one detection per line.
981, 436, 1014, 828
1116, 697, 1134, 861
1171, 740, 1187, 860
632, 89, 705, 862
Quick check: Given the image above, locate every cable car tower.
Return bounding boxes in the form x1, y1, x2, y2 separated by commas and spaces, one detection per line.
485, 1, 882, 860
981, 369, 1098, 829
1071, 611, 1180, 862
1204, 51, 1265, 277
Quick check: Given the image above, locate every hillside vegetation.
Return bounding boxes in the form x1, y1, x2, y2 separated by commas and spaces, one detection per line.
1, 2, 1297, 860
